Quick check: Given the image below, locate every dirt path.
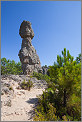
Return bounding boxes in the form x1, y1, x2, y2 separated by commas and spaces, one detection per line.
1, 83, 45, 121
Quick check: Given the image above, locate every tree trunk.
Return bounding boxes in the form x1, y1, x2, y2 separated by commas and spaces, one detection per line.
64, 89, 66, 107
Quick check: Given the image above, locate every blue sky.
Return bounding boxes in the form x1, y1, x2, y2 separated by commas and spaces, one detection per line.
1, 1, 81, 66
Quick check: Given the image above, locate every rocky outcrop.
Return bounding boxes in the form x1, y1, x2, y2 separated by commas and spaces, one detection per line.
18, 20, 42, 75
42, 66, 49, 75
1, 75, 48, 90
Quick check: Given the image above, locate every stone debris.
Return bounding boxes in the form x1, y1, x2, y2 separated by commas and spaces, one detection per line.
1, 75, 47, 89
1, 87, 10, 94
20, 91, 25, 94
4, 99, 12, 107
1, 75, 47, 121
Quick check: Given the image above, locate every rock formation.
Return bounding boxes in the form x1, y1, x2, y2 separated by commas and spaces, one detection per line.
42, 66, 49, 75
18, 20, 42, 75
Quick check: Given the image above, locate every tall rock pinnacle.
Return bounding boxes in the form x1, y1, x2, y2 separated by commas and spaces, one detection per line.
18, 20, 42, 75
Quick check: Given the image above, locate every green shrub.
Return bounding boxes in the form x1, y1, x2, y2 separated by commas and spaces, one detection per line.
9, 86, 13, 90
1, 58, 23, 75
33, 49, 81, 121
33, 103, 59, 121
32, 72, 50, 82
20, 80, 33, 91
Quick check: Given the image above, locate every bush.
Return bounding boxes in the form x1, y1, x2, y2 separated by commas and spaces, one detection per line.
32, 72, 51, 82
1, 58, 23, 75
9, 86, 13, 90
33, 48, 81, 121
33, 103, 59, 121
20, 80, 33, 91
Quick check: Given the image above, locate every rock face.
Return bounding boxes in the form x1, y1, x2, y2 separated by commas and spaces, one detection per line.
18, 20, 42, 75
42, 66, 49, 75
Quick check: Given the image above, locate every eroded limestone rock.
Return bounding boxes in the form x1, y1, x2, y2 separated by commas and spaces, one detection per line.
18, 20, 42, 75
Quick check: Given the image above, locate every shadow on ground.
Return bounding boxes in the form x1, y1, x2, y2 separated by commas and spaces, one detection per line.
25, 98, 38, 104
25, 98, 39, 120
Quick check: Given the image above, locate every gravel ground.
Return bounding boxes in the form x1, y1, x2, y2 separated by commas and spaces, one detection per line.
1, 75, 46, 121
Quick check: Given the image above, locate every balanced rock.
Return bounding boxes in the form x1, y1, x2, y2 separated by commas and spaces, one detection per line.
18, 20, 42, 75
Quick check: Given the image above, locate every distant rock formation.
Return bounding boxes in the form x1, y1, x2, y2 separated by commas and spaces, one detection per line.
42, 66, 49, 75
18, 20, 42, 75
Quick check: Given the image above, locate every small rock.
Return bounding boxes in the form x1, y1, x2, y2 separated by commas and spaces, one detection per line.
1, 91, 4, 95
20, 91, 25, 94
15, 111, 20, 115
4, 99, 12, 107
16, 86, 21, 90
4, 82, 10, 87
2, 87, 9, 94
17, 92, 22, 96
